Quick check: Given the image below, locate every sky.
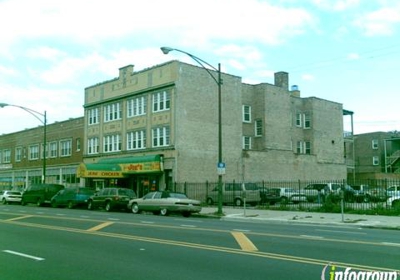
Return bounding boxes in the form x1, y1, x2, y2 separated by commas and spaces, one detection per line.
0, 0, 399, 135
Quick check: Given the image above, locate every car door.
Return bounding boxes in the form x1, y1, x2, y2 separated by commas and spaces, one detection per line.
139, 192, 157, 211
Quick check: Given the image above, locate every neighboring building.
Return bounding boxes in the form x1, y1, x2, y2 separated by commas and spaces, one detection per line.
345, 131, 400, 181
79, 60, 347, 196
0, 117, 84, 190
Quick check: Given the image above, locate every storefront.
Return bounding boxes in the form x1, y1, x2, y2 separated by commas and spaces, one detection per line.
77, 154, 164, 197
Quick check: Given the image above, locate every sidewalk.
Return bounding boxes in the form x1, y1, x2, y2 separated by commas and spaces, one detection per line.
199, 207, 400, 229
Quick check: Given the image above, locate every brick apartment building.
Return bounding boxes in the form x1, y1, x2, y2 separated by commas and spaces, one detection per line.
0, 117, 84, 190
78, 60, 348, 196
345, 131, 400, 182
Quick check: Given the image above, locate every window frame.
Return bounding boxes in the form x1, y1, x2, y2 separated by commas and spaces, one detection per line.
242, 105, 251, 123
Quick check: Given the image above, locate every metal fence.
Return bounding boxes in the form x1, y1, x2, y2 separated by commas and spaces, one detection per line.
170, 179, 400, 215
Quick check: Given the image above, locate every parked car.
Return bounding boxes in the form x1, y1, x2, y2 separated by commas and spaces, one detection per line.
386, 185, 400, 198
21, 184, 65, 206
303, 183, 354, 203
386, 195, 400, 210
303, 183, 341, 202
0, 190, 22, 204
259, 187, 281, 205
271, 187, 307, 204
128, 191, 202, 217
87, 187, 136, 212
51, 187, 95, 209
206, 183, 261, 206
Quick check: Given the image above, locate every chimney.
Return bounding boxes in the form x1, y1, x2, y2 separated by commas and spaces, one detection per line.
119, 64, 134, 79
274, 71, 289, 90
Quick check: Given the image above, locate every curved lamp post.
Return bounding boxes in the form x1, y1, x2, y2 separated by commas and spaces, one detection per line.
161, 47, 224, 215
0, 103, 47, 184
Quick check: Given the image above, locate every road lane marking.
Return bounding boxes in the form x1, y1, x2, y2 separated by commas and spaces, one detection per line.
87, 221, 114, 232
231, 231, 258, 252
382, 242, 400, 247
300, 235, 324, 239
1, 218, 397, 273
3, 250, 45, 261
316, 229, 367, 235
140, 221, 155, 224
180, 224, 197, 228
6, 215, 33, 222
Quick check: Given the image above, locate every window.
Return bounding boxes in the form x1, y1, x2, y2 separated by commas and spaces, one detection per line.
255, 119, 262, 137
29, 145, 39, 160
15, 147, 22, 162
49, 142, 57, 158
304, 112, 311, 128
103, 135, 121, 153
127, 130, 146, 150
243, 136, 251, 150
153, 91, 170, 112
60, 140, 72, 157
3, 149, 11, 163
88, 108, 99, 125
104, 103, 122, 122
372, 139, 378, 149
88, 138, 99, 154
242, 105, 251, 123
76, 138, 81, 151
152, 126, 170, 147
127, 96, 147, 117
373, 156, 379, 166
297, 141, 311, 154
296, 111, 311, 129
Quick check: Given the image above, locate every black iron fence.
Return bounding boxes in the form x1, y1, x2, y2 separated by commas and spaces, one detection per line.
170, 179, 400, 215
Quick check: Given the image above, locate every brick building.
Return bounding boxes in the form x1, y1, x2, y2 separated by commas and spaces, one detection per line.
79, 60, 347, 196
345, 131, 400, 181
0, 117, 84, 190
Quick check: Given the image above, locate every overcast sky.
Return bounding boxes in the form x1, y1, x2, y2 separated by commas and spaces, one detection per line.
0, 0, 399, 135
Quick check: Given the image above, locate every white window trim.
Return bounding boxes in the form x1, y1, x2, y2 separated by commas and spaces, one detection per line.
242, 105, 251, 123
242, 136, 252, 150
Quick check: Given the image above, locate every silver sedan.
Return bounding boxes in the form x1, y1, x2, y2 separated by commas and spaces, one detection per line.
128, 191, 202, 217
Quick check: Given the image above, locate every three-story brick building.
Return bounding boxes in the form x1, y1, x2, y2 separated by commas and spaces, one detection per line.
78, 60, 347, 196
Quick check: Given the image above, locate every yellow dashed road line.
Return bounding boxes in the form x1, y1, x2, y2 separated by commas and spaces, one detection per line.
6, 215, 33, 222
87, 221, 114, 232
231, 231, 258, 252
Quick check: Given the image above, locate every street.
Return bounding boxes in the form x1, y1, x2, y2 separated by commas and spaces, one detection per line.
0, 205, 399, 280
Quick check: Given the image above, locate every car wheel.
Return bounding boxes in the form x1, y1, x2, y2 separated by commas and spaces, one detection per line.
182, 212, 191, 217
280, 197, 288, 204
364, 195, 370, 203
67, 201, 74, 209
21, 199, 26, 206
206, 197, 214, 205
2, 198, 7, 205
131, 203, 140, 214
160, 208, 168, 216
51, 201, 57, 208
392, 200, 400, 210
36, 198, 42, 207
87, 200, 94, 210
234, 198, 243, 207
105, 201, 112, 212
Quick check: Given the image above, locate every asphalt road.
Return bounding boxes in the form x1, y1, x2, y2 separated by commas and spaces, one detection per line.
0, 205, 399, 280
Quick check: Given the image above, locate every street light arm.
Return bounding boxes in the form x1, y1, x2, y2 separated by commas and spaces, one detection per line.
0, 103, 45, 124
160, 47, 222, 86
0, 102, 47, 184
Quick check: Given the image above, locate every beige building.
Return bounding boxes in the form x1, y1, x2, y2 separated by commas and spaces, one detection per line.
79, 60, 347, 196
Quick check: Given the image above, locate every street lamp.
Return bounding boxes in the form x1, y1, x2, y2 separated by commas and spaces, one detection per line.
161, 47, 224, 215
0, 103, 47, 184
